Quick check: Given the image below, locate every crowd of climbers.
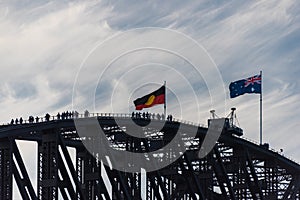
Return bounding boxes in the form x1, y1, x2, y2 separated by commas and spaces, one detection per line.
131, 112, 173, 121
56, 110, 79, 120
10, 110, 80, 125
9, 110, 173, 125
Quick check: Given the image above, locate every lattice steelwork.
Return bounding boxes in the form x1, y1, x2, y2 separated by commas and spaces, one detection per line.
0, 114, 299, 200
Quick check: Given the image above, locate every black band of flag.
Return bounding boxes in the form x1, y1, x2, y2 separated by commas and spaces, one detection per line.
133, 86, 165, 110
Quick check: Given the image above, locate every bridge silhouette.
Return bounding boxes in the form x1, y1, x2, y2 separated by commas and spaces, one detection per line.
0, 112, 299, 199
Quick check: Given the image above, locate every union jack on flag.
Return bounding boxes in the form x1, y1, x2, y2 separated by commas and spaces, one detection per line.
229, 74, 262, 98
244, 75, 261, 87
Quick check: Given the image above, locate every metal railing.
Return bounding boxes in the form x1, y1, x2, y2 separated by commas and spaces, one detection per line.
3, 112, 206, 128
240, 135, 299, 165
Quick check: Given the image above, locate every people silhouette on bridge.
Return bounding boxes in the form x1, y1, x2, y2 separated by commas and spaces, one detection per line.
62, 112, 66, 119
45, 113, 50, 121
151, 113, 154, 119
57, 112, 61, 120
6, 111, 174, 126
84, 110, 89, 117
131, 112, 154, 120
157, 113, 161, 120
28, 116, 34, 123
74, 111, 79, 118
167, 114, 173, 121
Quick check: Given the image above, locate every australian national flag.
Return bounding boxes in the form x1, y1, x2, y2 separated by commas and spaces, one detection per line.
229, 74, 261, 98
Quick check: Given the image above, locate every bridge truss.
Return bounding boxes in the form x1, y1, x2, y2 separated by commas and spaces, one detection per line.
0, 114, 299, 200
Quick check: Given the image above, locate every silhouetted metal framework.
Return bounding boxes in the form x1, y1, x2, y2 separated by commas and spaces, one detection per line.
0, 114, 299, 200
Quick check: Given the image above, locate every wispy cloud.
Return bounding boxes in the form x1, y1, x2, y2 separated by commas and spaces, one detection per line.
1, 0, 300, 183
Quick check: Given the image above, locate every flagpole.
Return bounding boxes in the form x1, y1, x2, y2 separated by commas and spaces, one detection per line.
164, 81, 166, 120
260, 70, 263, 145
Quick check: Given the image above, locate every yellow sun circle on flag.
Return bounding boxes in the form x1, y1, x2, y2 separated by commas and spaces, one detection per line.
145, 95, 155, 106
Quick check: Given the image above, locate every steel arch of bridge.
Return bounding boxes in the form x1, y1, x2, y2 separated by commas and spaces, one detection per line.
0, 114, 299, 200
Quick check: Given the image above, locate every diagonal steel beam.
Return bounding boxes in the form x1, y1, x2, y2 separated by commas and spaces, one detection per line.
58, 134, 86, 199
142, 138, 170, 200
245, 149, 264, 199
148, 175, 163, 200
104, 165, 133, 200
11, 139, 37, 200
97, 167, 111, 200
210, 155, 230, 200
240, 157, 258, 200
283, 177, 295, 199
178, 159, 198, 200
283, 175, 300, 200
58, 184, 69, 200
184, 152, 206, 200
57, 152, 77, 199
290, 177, 300, 199
214, 146, 236, 200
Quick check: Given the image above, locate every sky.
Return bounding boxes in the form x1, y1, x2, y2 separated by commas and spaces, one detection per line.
1, 0, 300, 198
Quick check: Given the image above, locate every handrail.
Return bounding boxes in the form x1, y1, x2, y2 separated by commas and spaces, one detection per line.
2, 112, 205, 128
2, 112, 298, 165
240, 135, 299, 165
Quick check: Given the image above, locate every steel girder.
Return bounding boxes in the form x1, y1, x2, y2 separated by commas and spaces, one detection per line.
0, 139, 12, 200
0, 118, 299, 199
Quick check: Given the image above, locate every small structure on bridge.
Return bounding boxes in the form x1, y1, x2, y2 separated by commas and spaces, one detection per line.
208, 107, 243, 136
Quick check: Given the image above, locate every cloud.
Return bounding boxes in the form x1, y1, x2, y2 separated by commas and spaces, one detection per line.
0, 1, 114, 120
1, 1, 300, 197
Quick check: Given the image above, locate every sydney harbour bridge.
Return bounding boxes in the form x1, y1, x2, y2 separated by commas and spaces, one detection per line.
0, 111, 299, 200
